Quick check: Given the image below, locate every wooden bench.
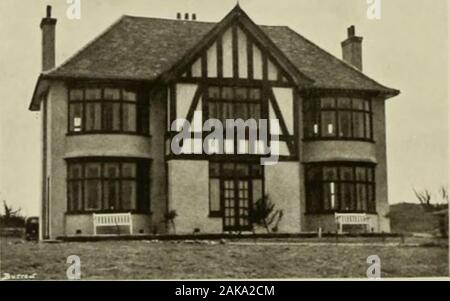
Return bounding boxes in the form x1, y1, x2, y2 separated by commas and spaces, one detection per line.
93, 213, 133, 235
335, 213, 369, 233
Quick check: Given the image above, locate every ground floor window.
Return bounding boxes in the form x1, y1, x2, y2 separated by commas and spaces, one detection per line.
305, 163, 376, 213
209, 162, 263, 230
67, 158, 150, 213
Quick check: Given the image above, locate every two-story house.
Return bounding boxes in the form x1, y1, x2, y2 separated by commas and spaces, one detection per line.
29, 5, 399, 239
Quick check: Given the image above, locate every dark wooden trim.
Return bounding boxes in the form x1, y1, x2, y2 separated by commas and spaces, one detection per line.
186, 85, 204, 123
217, 35, 223, 79
201, 53, 207, 79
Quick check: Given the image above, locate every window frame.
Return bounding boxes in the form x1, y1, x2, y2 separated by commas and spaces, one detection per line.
66, 157, 151, 214
304, 162, 376, 214
67, 85, 150, 136
303, 96, 374, 142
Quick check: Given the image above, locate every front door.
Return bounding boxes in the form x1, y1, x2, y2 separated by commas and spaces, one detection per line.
223, 178, 252, 232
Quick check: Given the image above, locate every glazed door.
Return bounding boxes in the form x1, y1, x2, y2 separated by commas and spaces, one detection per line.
222, 179, 252, 232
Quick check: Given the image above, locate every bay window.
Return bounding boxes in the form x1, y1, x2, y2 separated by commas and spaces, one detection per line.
67, 158, 150, 213
305, 163, 376, 213
68, 86, 149, 135
304, 96, 373, 140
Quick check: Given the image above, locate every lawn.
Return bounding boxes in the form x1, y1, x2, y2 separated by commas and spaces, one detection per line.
0, 237, 448, 279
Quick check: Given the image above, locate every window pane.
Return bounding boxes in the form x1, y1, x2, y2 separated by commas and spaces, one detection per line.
307, 166, 322, 181
251, 164, 263, 178
209, 162, 220, 177
321, 97, 335, 109
221, 87, 233, 100
138, 105, 149, 134
323, 182, 337, 211
85, 103, 102, 131
235, 102, 248, 120
337, 97, 351, 109
248, 103, 261, 120
209, 179, 220, 212
321, 111, 336, 136
208, 102, 220, 120
123, 103, 137, 132
341, 182, 356, 211
104, 88, 120, 100
249, 88, 261, 100
353, 112, 365, 138
367, 167, 374, 182
340, 167, 354, 181
84, 179, 102, 210
103, 163, 120, 178
365, 113, 372, 139
121, 180, 136, 210
323, 167, 337, 181
104, 180, 120, 210
222, 163, 235, 177
235, 164, 249, 176
355, 167, 367, 182
356, 183, 367, 211
235, 87, 247, 100
103, 102, 120, 131
69, 103, 83, 132
367, 184, 375, 212
352, 98, 364, 110
208, 87, 220, 99
85, 88, 101, 100
122, 163, 136, 178
85, 163, 101, 178
338, 111, 352, 138
70, 89, 83, 101
123, 90, 136, 102
68, 180, 83, 212
307, 181, 321, 213
304, 100, 318, 137
69, 163, 82, 179
364, 100, 370, 111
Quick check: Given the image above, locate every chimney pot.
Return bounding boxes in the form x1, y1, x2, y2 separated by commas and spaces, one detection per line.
176, 12, 181, 20
46, 5, 52, 18
192, 13, 197, 21
184, 13, 189, 20
347, 25, 355, 37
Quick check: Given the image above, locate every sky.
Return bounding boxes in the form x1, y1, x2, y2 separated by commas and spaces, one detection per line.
0, 0, 448, 216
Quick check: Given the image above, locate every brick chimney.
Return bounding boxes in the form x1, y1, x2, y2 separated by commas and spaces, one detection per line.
40, 5, 57, 71
341, 25, 363, 71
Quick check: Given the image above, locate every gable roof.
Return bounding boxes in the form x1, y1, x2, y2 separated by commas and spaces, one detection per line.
31, 6, 399, 110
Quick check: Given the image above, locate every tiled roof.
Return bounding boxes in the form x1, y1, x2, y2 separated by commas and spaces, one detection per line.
45, 15, 398, 94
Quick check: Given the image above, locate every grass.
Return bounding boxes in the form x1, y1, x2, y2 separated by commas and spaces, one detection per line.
1, 237, 448, 279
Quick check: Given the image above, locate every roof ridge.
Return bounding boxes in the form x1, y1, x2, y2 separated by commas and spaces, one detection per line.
284, 26, 399, 93
47, 15, 129, 75
122, 14, 217, 25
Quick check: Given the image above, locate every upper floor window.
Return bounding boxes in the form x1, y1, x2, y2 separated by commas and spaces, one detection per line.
68, 86, 149, 135
207, 86, 262, 127
305, 163, 376, 214
304, 97, 373, 141
67, 158, 150, 213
